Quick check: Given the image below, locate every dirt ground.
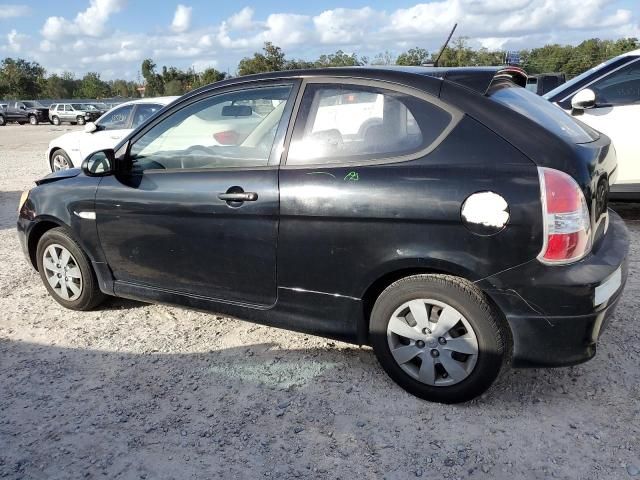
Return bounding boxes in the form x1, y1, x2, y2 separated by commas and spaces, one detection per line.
0, 124, 639, 480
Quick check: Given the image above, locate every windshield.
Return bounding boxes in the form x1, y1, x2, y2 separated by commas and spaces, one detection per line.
491, 85, 598, 144
22, 101, 44, 108
543, 56, 624, 100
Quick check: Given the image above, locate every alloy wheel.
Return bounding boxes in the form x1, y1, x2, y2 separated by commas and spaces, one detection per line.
52, 154, 70, 171
386, 299, 479, 386
42, 244, 83, 301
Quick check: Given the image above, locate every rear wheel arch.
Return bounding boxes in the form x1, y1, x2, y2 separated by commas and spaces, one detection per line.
360, 263, 512, 351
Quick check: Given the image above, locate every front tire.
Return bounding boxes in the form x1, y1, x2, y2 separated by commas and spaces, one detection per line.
370, 274, 509, 404
0, 115, 5, 126
29, 115, 38, 125
36, 228, 105, 311
50, 149, 73, 171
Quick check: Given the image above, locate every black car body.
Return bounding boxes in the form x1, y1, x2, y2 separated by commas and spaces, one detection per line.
1, 100, 49, 125
17, 67, 629, 403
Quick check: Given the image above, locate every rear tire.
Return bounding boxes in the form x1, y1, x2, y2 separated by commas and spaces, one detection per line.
52, 116, 60, 126
77, 116, 85, 125
36, 227, 106, 311
29, 115, 38, 125
370, 274, 509, 404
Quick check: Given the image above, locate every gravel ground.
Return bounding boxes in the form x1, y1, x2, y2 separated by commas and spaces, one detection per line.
1, 124, 639, 480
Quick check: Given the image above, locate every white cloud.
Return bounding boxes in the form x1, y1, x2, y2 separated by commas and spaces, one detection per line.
41, 0, 125, 39
171, 4, 192, 33
0, 0, 633, 80
313, 7, 385, 44
228, 6, 255, 30
0, 4, 30, 19
6, 29, 27, 52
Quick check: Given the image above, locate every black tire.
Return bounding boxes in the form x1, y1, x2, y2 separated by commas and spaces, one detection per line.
77, 116, 85, 125
0, 115, 5, 126
36, 227, 106, 311
370, 274, 509, 404
50, 149, 73, 171
29, 115, 38, 125
52, 116, 60, 126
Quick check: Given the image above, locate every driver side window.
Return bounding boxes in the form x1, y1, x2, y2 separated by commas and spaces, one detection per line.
591, 61, 640, 106
129, 84, 293, 172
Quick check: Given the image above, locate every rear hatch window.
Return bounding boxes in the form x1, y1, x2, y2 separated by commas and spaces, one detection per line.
489, 84, 599, 144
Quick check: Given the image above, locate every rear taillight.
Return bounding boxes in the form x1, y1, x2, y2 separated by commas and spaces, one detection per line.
538, 167, 591, 264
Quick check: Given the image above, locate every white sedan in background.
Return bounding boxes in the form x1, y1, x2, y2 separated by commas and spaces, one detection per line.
46, 97, 178, 172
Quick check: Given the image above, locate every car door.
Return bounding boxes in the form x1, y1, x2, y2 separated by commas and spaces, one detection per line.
277, 80, 461, 300
568, 59, 640, 186
78, 104, 135, 159
95, 81, 298, 306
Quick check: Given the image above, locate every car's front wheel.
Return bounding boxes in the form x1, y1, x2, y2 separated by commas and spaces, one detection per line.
370, 274, 509, 404
50, 149, 72, 172
0, 115, 5, 126
36, 228, 105, 311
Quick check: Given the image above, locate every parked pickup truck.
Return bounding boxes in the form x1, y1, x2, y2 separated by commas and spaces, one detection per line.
0, 101, 50, 125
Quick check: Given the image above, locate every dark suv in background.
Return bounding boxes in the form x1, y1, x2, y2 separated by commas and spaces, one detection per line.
0, 100, 49, 125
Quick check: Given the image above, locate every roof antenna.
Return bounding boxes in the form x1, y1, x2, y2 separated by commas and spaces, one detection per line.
432, 23, 457, 67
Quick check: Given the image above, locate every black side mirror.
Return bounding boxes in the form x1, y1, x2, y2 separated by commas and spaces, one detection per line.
82, 149, 115, 176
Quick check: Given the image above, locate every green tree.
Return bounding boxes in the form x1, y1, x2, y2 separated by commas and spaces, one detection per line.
78, 72, 109, 98
141, 58, 164, 96
238, 42, 287, 75
396, 47, 429, 66
0, 58, 46, 99
314, 50, 363, 67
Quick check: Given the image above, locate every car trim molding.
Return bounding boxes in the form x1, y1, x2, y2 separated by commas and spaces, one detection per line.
280, 286, 360, 301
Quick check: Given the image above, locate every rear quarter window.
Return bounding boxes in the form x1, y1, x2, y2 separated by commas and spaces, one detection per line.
490, 85, 598, 144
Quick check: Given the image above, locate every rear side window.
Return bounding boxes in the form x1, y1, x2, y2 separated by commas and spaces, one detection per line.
286, 84, 452, 165
490, 85, 598, 144
131, 103, 162, 129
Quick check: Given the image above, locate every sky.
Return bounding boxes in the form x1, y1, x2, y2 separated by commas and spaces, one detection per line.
0, 0, 639, 80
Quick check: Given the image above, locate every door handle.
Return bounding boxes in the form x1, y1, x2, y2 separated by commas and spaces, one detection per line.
217, 192, 258, 202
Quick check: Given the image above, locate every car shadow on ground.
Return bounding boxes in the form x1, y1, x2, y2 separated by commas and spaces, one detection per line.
0, 331, 614, 478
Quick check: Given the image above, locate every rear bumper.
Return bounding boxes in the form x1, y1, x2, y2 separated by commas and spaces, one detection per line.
480, 209, 629, 367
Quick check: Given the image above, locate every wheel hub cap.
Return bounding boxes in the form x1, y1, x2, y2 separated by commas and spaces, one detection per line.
43, 244, 83, 301
386, 299, 479, 386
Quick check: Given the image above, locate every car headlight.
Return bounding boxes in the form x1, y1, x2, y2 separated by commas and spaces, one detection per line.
18, 190, 30, 212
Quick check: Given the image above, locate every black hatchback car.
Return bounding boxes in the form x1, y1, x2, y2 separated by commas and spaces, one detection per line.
17, 66, 629, 403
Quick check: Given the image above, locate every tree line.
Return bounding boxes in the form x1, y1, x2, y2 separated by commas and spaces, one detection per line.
1, 37, 638, 100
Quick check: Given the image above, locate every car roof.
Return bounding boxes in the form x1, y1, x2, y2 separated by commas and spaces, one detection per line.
114, 96, 180, 108
621, 48, 640, 57
184, 66, 524, 100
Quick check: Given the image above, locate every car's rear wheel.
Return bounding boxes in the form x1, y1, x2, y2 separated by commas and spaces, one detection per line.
370, 274, 509, 404
52, 116, 60, 126
51, 149, 72, 171
77, 116, 85, 125
36, 228, 105, 311
29, 115, 38, 125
